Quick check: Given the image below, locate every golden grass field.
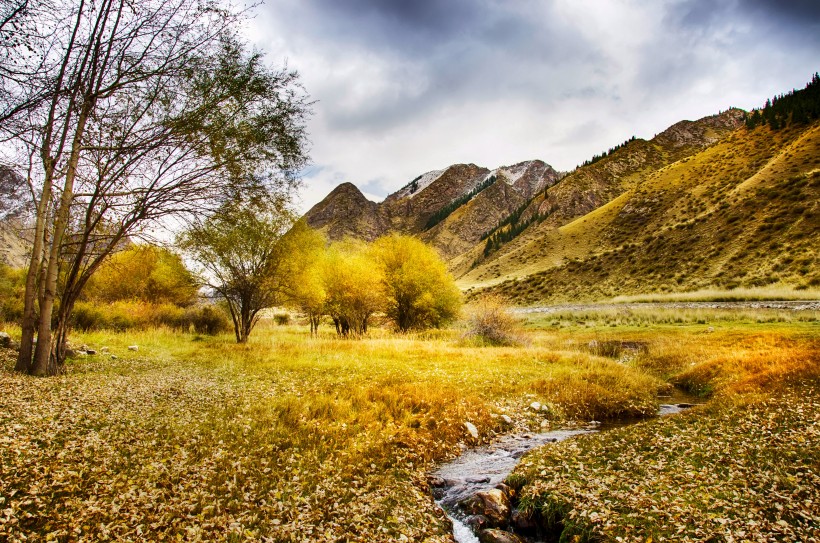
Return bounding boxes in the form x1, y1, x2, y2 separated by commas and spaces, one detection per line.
0, 308, 818, 542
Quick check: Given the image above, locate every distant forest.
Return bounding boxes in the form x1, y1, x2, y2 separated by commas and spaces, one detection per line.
746, 73, 820, 130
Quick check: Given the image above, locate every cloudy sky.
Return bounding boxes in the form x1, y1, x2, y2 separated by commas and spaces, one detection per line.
246, 0, 820, 211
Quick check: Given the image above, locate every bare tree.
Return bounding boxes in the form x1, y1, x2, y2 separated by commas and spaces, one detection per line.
0, 0, 310, 374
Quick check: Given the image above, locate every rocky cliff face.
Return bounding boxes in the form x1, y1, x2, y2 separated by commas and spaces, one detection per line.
0, 166, 31, 268
304, 160, 561, 246
304, 182, 387, 241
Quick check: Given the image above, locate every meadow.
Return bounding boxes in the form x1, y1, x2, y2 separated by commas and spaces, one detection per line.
0, 306, 817, 542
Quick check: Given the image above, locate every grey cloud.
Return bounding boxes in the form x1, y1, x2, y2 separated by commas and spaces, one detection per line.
742, 0, 820, 24
253, 1, 820, 209
282, 2, 605, 134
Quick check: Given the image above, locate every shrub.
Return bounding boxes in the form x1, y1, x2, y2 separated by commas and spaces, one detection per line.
184, 305, 231, 335
462, 294, 523, 346
273, 313, 290, 326
0, 263, 25, 322
70, 301, 228, 334
85, 245, 199, 306
72, 303, 109, 331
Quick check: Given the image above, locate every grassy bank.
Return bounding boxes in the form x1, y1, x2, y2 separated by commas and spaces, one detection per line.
509, 316, 820, 542
0, 313, 816, 542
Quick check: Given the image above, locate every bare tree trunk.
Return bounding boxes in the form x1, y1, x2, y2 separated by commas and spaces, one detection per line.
15, 2, 88, 374
15, 174, 51, 372
31, 106, 89, 375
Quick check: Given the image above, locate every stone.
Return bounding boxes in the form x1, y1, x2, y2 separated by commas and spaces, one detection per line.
85, 349, 97, 355
466, 476, 490, 484
128, 345, 139, 351
500, 414, 512, 425
465, 515, 489, 532
461, 489, 511, 527
101, 346, 109, 353
64, 348, 77, 357
111, 355, 118, 360
540, 420, 549, 428
0, 331, 11, 348
427, 475, 447, 488
511, 509, 538, 532
495, 483, 515, 500
464, 421, 479, 439
529, 401, 541, 411
478, 529, 526, 543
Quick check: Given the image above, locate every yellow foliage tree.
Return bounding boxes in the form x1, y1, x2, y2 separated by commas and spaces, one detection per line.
370, 234, 462, 332
283, 224, 327, 335
85, 245, 198, 306
322, 241, 384, 337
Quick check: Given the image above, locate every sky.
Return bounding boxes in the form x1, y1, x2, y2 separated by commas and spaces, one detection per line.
245, 0, 820, 211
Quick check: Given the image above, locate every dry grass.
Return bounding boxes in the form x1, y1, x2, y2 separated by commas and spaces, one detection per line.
611, 286, 820, 303
513, 388, 820, 542
507, 313, 820, 542
0, 313, 816, 542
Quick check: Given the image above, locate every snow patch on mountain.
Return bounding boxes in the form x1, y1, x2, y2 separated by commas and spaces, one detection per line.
497, 161, 534, 185
393, 168, 446, 200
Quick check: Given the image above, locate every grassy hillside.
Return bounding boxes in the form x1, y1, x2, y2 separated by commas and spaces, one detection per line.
467, 119, 819, 304
458, 110, 746, 285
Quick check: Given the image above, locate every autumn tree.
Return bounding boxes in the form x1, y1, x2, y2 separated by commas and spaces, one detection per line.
323, 241, 384, 337
0, 0, 310, 374
370, 234, 461, 332
84, 245, 198, 306
286, 228, 328, 336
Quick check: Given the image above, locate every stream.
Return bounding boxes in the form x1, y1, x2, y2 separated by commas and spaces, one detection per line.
432, 400, 697, 543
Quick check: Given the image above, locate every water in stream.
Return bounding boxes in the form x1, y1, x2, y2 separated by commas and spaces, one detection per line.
434, 403, 696, 543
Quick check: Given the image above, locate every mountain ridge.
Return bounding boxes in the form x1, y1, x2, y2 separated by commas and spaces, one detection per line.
304, 87, 818, 302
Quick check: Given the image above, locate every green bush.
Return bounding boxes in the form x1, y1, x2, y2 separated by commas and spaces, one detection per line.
273, 313, 290, 326
183, 305, 231, 335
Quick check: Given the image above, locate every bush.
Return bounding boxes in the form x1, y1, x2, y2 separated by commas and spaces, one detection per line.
273, 313, 290, 325
183, 305, 231, 335
72, 303, 109, 331
0, 263, 25, 322
70, 301, 228, 334
462, 295, 523, 346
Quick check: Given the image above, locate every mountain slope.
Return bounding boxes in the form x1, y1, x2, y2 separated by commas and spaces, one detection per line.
477, 119, 819, 303
304, 182, 387, 241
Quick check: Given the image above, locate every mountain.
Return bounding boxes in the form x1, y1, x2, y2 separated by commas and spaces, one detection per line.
304, 78, 820, 303
304, 160, 561, 251
478, 118, 819, 303
0, 166, 30, 268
